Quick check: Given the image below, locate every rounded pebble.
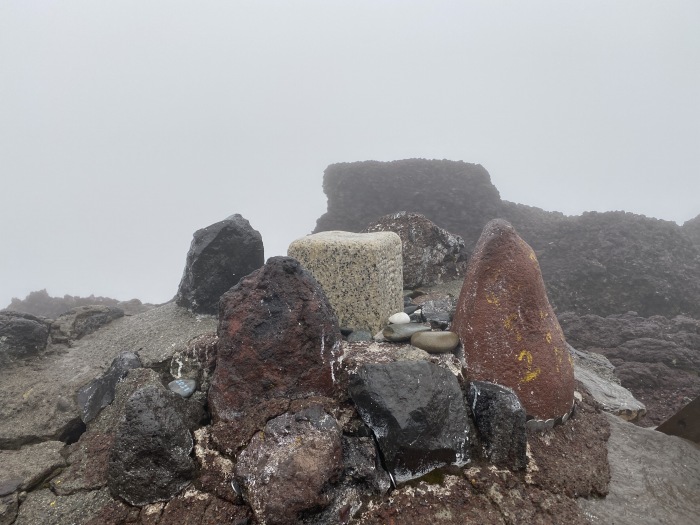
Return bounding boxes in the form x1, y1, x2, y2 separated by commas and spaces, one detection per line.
388, 312, 411, 324
410, 331, 460, 354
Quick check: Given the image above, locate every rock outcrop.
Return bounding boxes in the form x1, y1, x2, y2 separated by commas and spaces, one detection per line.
313, 159, 700, 318
176, 214, 264, 314
51, 305, 124, 345
209, 256, 342, 421
6, 289, 154, 318
0, 311, 50, 367
453, 219, 575, 421
559, 311, 700, 425
363, 211, 469, 288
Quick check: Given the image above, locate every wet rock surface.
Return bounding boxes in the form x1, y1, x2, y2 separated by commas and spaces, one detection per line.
209, 256, 341, 421
107, 384, 196, 505
579, 412, 700, 525
363, 211, 468, 288
0, 302, 215, 449
348, 360, 470, 483
453, 219, 575, 420
468, 381, 527, 470
176, 214, 264, 314
77, 351, 142, 424
235, 405, 343, 525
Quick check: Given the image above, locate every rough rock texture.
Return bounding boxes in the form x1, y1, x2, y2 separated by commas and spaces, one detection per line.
51, 305, 124, 345
559, 311, 700, 425
578, 412, 700, 525
656, 395, 700, 443
176, 214, 264, 314
0, 441, 66, 494
467, 381, 527, 470
348, 360, 470, 483
0, 310, 50, 366
14, 488, 114, 525
235, 405, 343, 524
288, 231, 403, 333
313, 159, 700, 318
363, 211, 469, 288
0, 302, 215, 449
107, 384, 196, 505
453, 219, 575, 421
0, 493, 18, 525
209, 256, 342, 421
683, 213, 700, 251
169, 332, 218, 392
76, 351, 142, 424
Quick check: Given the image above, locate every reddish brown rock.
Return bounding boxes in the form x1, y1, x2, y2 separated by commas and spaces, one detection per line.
453, 219, 575, 421
209, 256, 342, 422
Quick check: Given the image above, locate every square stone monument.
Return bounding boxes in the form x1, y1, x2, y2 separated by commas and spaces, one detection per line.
288, 231, 403, 334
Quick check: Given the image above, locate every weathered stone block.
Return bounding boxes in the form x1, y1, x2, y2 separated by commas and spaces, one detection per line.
288, 231, 403, 334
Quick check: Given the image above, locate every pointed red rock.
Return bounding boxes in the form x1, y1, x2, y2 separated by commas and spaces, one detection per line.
452, 220, 575, 421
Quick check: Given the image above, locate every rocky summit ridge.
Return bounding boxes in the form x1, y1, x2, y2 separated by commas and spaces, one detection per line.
1, 159, 699, 525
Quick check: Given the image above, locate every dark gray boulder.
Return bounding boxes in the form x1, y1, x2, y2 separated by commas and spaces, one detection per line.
176, 214, 264, 314
348, 360, 470, 483
363, 211, 469, 288
0, 311, 50, 366
467, 381, 527, 470
76, 351, 142, 424
107, 384, 195, 505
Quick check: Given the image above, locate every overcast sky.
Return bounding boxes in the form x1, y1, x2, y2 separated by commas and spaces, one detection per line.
1, 1, 698, 307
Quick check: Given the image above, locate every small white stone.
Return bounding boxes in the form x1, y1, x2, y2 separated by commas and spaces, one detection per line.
388, 312, 411, 324
574, 391, 583, 402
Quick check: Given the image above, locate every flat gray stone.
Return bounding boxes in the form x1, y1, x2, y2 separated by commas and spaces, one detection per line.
578, 412, 700, 525
168, 378, 197, 398
382, 323, 431, 342
574, 362, 646, 422
0, 441, 66, 494
410, 331, 459, 353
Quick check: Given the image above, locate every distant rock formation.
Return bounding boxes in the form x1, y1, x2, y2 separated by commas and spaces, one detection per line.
6, 289, 153, 318
313, 159, 700, 318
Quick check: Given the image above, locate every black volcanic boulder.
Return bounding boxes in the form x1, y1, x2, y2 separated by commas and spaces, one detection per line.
468, 381, 527, 470
51, 305, 124, 345
348, 360, 470, 483
363, 211, 469, 288
107, 384, 195, 505
176, 214, 264, 314
209, 256, 342, 422
0, 311, 50, 366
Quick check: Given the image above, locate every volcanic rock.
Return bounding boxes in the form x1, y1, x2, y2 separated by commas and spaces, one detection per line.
235, 405, 343, 524
209, 256, 342, 422
467, 381, 527, 470
107, 384, 195, 505
363, 211, 469, 288
656, 396, 700, 443
13, 488, 114, 525
0, 311, 50, 366
348, 360, 470, 483
76, 351, 142, 424
453, 219, 575, 421
51, 305, 124, 345
0, 441, 66, 494
176, 214, 264, 314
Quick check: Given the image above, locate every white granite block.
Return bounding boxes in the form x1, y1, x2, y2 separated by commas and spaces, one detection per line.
288, 231, 403, 333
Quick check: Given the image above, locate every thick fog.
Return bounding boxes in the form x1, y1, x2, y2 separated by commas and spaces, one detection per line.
1, 1, 699, 307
